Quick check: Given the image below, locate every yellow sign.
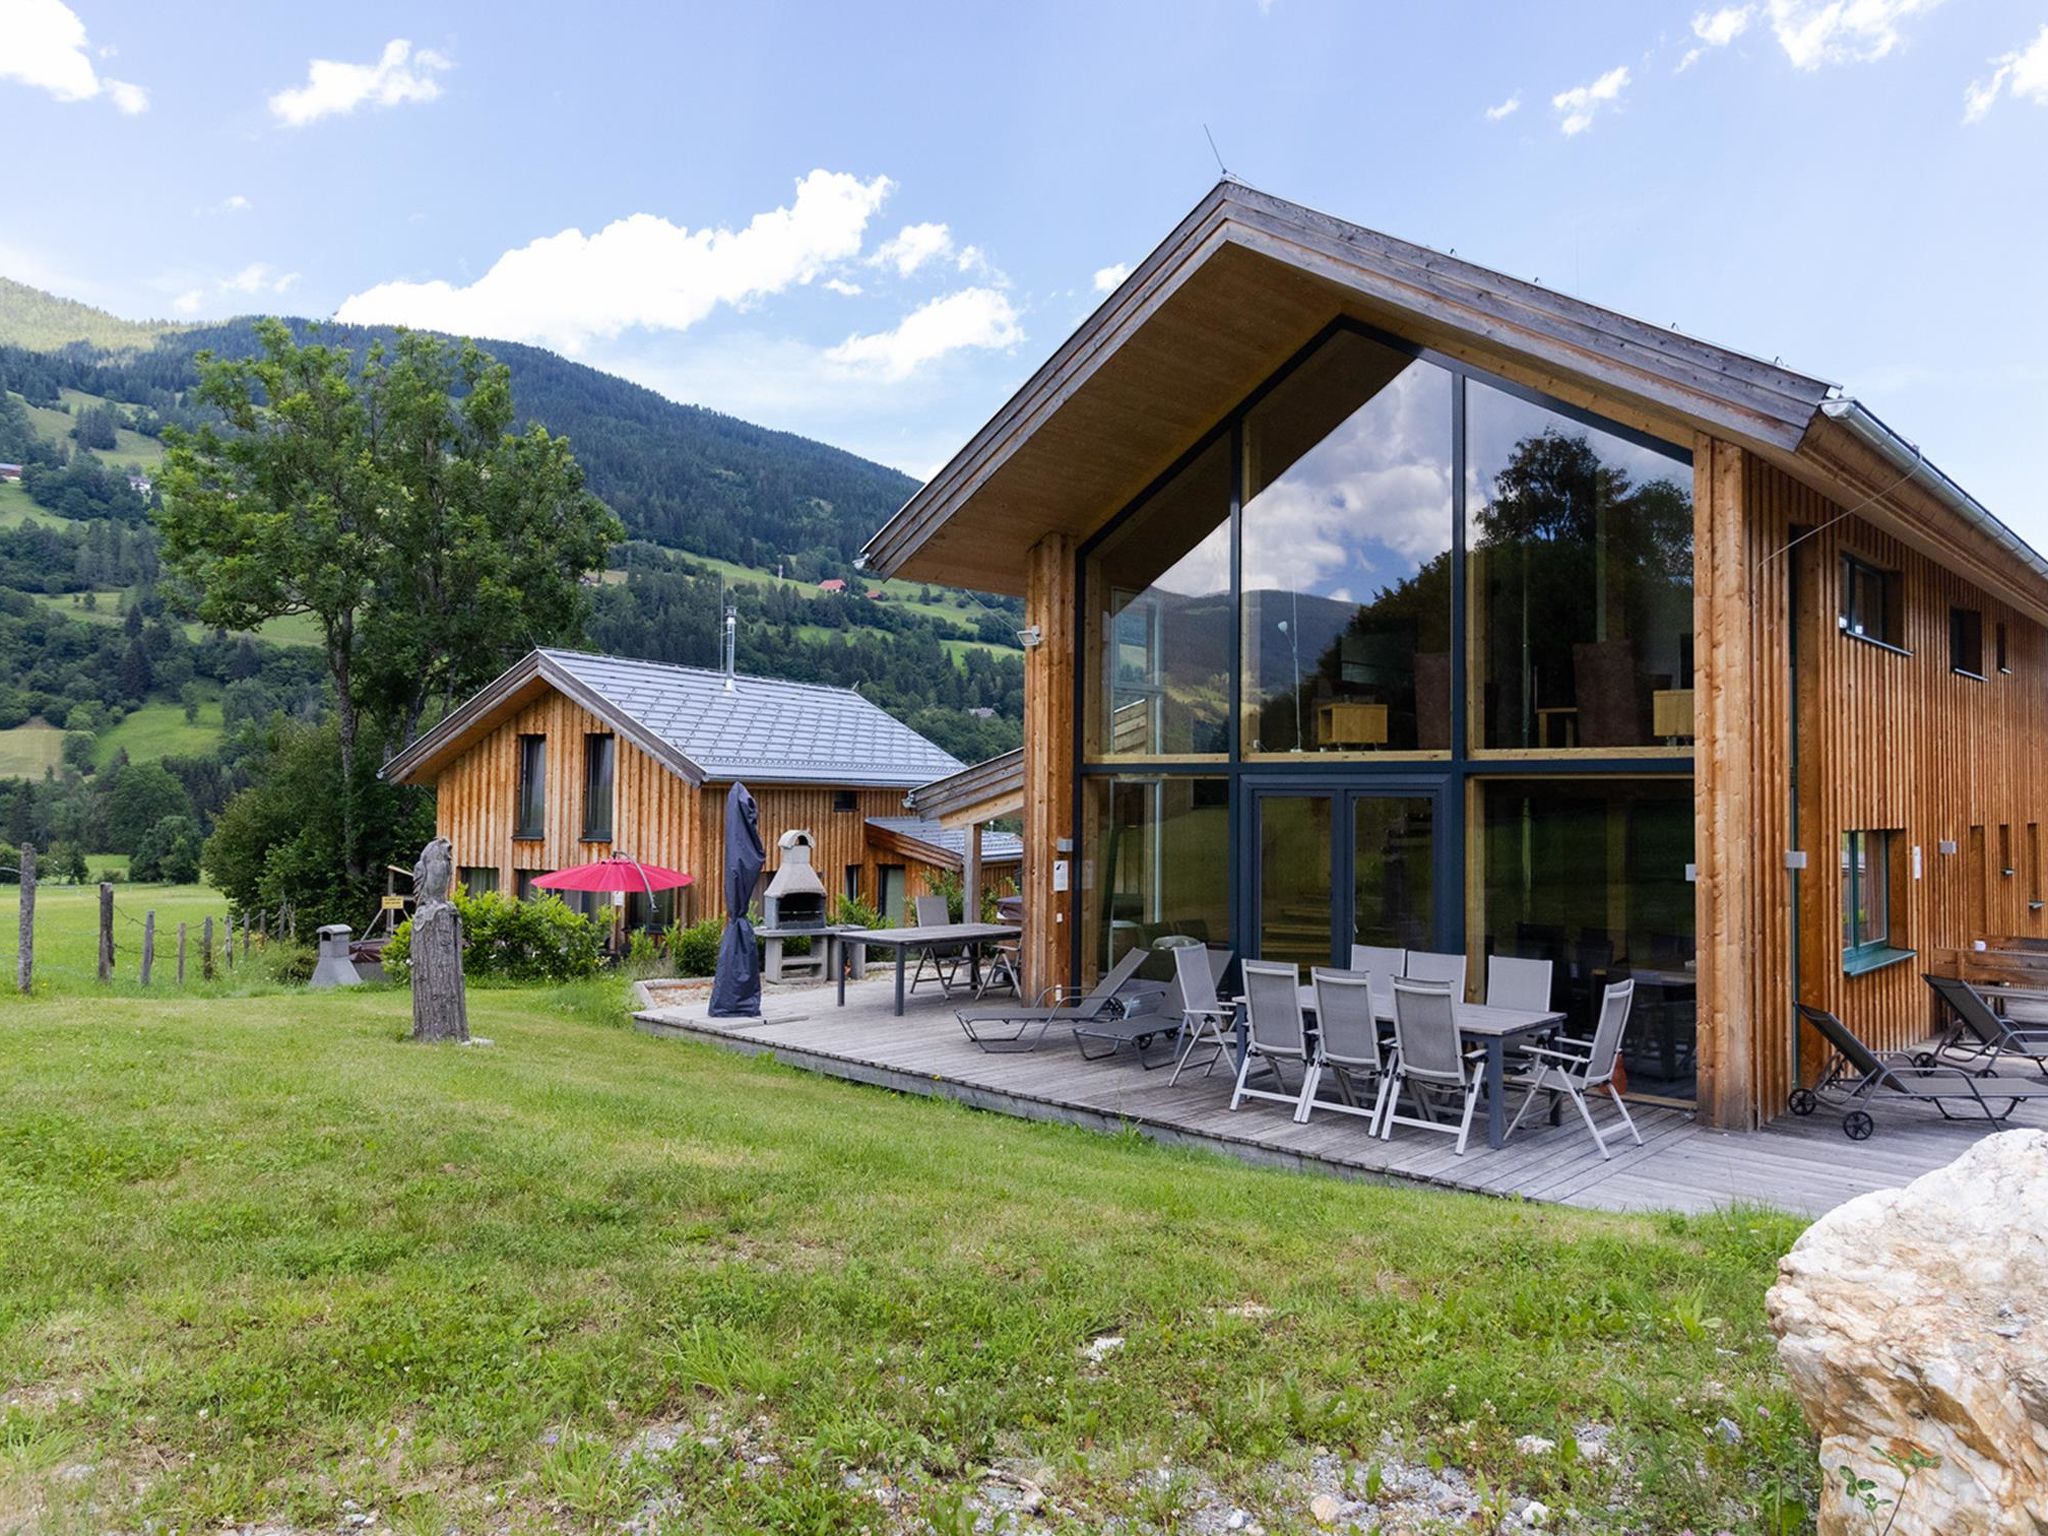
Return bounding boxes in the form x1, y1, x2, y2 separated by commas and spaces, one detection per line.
381, 895, 407, 910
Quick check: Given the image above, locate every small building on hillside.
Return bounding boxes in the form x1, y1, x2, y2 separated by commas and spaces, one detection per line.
382, 649, 1020, 927
816, 578, 848, 593
0, 463, 23, 482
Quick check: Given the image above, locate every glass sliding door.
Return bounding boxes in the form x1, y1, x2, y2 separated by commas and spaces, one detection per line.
1253, 786, 1443, 968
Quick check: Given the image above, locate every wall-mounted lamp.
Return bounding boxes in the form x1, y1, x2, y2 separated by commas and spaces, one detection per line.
1938, 839, 1960, 856
1784, 850, 1808, 870
1017, 625, 1043, 648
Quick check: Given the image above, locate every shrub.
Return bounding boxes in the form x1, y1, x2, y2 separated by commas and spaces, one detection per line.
830, 892, 882, 930
384, 888, 604, 986
667, 915, 724, 977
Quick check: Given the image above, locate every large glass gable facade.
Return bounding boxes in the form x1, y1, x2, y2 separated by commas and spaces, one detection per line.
1077, 321, 1700, 1095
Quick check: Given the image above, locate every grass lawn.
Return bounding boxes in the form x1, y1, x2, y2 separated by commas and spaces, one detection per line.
0, 723, 65, 778
92, 699, 226, 769
0, 976, 1820, 1534
0, 481, 40, 527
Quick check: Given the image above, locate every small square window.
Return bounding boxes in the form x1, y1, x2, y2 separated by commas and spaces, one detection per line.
1950, 607, 1985, 678
1839, 555, 1900, 647
833, 790, 858, 813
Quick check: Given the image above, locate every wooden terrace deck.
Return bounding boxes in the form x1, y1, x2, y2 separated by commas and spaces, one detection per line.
634, 978, 2043, 1217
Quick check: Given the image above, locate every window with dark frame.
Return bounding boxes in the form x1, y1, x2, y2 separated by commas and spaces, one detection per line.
515, 735, 547, 838
1950, 606, 1985, 677
1838, 554, 1900, 647
833, 789, 857, 812
459, 865, 499, 897
1840, 829, 1898, 965
582, 733, 615, 842
1996, 621, 2011, 673
515, 869, 549, 902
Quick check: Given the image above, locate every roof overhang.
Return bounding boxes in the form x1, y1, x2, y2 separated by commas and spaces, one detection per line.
863, 180, 1835, 594
380, 650, 707, 788
864, 818, 1023, 871
905, 748, 1024, 830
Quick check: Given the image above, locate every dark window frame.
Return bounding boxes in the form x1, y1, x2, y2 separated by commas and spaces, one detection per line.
833, 789, 858, 813
514, 734, 547, 840
1840, 828, 1906, 971
582, 732, 616, 842
1950, 606, 1985, 680
1996, 621, 2011, 674
1838, 554, 1904, 652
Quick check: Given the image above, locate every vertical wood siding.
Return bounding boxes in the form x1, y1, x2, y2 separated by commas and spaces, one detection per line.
1732, 452, 2048, 1120
427, 689, 947, 922
1022, 534, 1077, 998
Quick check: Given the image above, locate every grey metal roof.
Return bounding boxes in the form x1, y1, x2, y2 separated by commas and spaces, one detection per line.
541, 649, 964, 788
865, 816, 1023, 864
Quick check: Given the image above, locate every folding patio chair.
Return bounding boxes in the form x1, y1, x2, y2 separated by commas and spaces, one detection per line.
1166, 943, 1237, 1086
1296, 968, 1390, 1129
909, 895, 966, 995
1380, 977, 1487, 1155
1504, 979, 1641, 1159
956, 946, 1156, 1052
1485, 955, 1554, 1013
1924, 973, 2048, 1079
1229, 960, 1311, 1114
1789, 1002, 2048, 1139
1406, 950, 1469, 1001
1350, 944, 1406, 1020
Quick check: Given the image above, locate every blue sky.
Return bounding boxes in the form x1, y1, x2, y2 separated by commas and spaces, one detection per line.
5, 0, 2046, 541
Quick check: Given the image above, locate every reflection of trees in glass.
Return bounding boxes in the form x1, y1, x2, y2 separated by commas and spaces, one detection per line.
1474, 428, 1693, 747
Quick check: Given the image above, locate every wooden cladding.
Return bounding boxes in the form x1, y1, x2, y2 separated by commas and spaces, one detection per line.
426, 685, 940, 922
1021, 534, 1077, 998
1702, 445, 2048, 1126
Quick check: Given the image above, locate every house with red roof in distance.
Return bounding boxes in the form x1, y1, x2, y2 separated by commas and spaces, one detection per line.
816, 577, 847, 593
0, 464, 24, 483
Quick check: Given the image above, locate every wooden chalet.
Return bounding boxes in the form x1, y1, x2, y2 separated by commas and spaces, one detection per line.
382, 649, 1021, 926
858, 181, 2048, 1132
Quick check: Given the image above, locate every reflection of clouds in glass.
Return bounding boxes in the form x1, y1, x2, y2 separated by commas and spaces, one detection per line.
1147, 519, 1232, 600
1243, 362, 1452, 598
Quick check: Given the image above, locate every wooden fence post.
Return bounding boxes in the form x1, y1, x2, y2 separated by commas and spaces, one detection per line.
178, 921, 188, 985
98, 882, 114, 981
140, 910, 155, 985
15, 843, 32, 995
242, 917, 250, 960
202, 915, 215, 980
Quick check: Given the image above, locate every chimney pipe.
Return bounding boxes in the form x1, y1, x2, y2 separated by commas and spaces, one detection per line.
723, 602, 737, 691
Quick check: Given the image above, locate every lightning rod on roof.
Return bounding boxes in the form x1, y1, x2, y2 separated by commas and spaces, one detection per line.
1203, 124, 1230, 181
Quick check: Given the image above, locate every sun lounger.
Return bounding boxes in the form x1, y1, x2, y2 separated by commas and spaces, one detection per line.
1925, 974, 2048, 1079
1789, 1003, 2048, 1139
956, 947, 1158, 1052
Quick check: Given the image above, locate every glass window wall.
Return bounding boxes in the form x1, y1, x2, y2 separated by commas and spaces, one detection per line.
1241, 333, 1454, 755
1082, 775, 1231, 978
1467, 383, 1695, 750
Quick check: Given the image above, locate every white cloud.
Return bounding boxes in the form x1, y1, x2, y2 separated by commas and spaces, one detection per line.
1552, 65, 1630, 134
171, 289, 203, 316
268, 38, 451, 127
1092, 263, 1129, 293
1483, 93, 1521, 120
219, 193, 251, 213
219, 262, 299, 295
823, 277, 863, 297
954, 243, 992, 275
335, 170, 894, 352
870, 221, 954, 276
0, 0, 147, 112
1764, 0, 1939, 71
825, 287, 1023, 382
1964, 23, 2048, 120
1695, 5, 1755, 47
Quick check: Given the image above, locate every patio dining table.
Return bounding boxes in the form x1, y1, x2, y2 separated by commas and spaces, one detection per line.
1296, 983, 1564, 1150
836, 923, 1023, 1016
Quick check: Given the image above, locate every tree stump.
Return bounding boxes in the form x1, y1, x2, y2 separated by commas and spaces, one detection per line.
409, 837, 468, 1043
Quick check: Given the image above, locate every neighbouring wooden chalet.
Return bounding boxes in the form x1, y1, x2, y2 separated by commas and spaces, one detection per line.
382, 649, 1021, 927
858, 180, 2048, 1132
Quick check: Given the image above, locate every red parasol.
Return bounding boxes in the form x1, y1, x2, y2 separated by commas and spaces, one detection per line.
531, 856, 694, 900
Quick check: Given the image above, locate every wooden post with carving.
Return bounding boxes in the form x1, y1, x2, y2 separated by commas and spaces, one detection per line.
409, 837, 469, 1043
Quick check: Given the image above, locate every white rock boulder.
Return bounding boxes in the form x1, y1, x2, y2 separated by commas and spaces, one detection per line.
1766, 1128, 2048, 1533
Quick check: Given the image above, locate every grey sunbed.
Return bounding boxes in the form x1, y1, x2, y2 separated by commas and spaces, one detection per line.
1925, 974, 2048, 1079
1789, 1003, 2048, 1139
957, 947, 1159, 1052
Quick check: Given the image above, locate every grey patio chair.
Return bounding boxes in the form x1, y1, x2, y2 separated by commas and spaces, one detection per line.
1297, 968, 1390, 1129
1350, 944, 1406, 1019
1924, 973, 2048, 1079
1229, 959, 1311, 1114
1167, 944, 1236, 1086
1789, 1002, 2048, 1139
1504, 978, 1641, 1159
956, 946, 1155, 1052
1407, 950, 1469, 1001
909, 894, 966, 995
1485, 955, 1554, 1013
1380, 977, 1487, 1154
